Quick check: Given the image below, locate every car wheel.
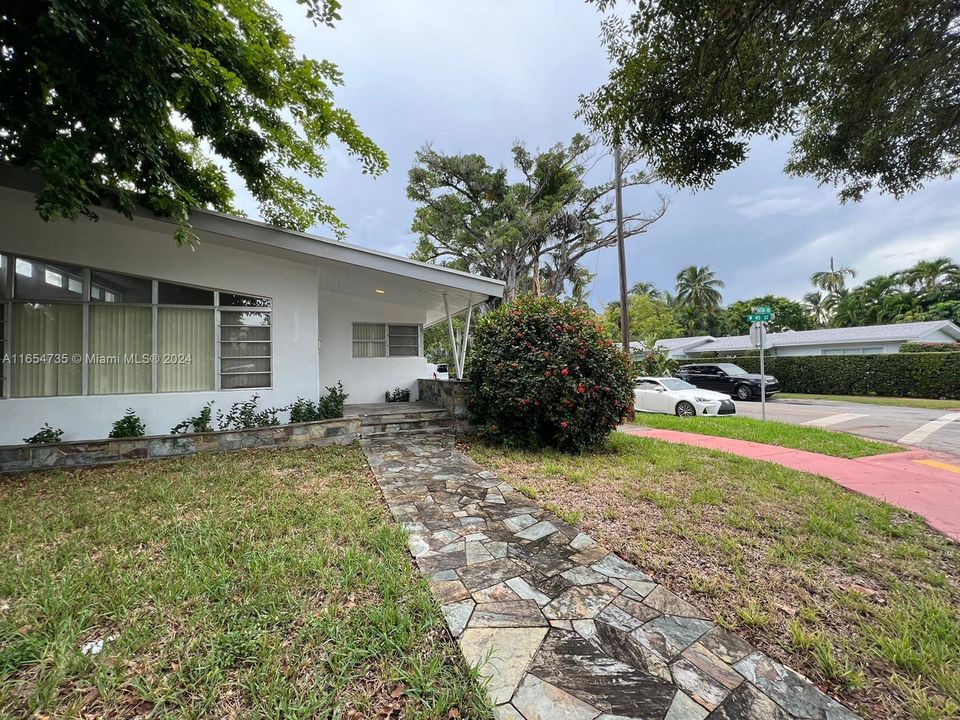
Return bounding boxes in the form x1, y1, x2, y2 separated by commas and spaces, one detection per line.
735, 385, 753, 401
675, 401, 696, 418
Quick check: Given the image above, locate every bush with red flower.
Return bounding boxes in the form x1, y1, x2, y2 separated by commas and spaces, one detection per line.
467, 294, 633, 451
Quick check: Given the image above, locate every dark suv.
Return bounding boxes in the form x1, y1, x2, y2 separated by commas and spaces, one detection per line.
674, 363, 780, 401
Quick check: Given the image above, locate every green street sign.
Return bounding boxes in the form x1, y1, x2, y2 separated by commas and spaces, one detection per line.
753, 305, 772, 314
748, 312, 772, 322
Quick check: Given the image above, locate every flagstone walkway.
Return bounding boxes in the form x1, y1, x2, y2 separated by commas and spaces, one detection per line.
362, 437, 861, 720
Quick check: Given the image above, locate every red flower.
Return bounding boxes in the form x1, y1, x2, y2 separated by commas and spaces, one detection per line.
560, 421, 569, 428
577, 384, 585, 394
561, 367, 569, 376
544, 370, 552, 377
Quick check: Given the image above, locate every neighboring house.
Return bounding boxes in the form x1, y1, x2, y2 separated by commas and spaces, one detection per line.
656, 321, 960, 360
0, 166, 503, 445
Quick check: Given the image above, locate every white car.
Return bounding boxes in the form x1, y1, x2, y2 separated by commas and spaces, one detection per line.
634, 376, 736, 417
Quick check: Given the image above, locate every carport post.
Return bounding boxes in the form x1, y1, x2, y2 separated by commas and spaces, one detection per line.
442, 293, 463, 379
459, 295, 473, 378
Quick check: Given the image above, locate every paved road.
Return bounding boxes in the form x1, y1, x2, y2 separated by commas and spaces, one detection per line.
733, 397, 960, 456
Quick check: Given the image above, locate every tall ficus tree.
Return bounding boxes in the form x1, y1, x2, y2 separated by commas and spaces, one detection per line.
0, 0, 387, 243
581, 0, 960, 202
407, 134, 667, 302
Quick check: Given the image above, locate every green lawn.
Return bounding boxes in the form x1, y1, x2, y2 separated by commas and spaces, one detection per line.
0, 446, 488, 719
468, 433, 960, 720
778, 393, 960, 411
632, 412, 901, 458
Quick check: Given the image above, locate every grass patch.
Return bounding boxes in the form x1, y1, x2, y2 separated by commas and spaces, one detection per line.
467, 433, 960, 720
0, 446, 488, 719
633, 412, 900, 458
778, 393, 960, 411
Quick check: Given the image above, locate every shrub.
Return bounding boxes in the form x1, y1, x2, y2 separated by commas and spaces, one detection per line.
633, 347, 677, 377
316, 382, 348, 419
216, 395, 283, 430
288, 383, 349, 423
468, 294, 633, 451
109, 409, 146, 438
899, 342, 960, 353
23, 423, 64, 445
170, 402, 214, 434
289, 397, 321, 423
385, 387, 410, 402
683, 353, 960, 399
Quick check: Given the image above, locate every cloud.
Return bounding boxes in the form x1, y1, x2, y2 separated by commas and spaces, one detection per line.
729, 186, 835, 218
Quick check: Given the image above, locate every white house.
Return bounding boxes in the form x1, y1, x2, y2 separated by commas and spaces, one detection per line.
0, 167, 503, 445
656, 321, 960, 359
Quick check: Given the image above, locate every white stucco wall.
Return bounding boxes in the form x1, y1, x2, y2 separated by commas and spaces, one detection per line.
0, 190, 320, 445
317, 289, 430, 404
773, 342, 898, 357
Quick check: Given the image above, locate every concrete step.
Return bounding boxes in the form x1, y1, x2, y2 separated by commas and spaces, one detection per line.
361, 427, 456, 441
357, 408, 451, 424
360, 417, 454, 434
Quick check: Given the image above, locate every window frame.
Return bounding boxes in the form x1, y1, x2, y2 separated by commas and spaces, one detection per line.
0, 252, 272, 398
351, 322, 422, 359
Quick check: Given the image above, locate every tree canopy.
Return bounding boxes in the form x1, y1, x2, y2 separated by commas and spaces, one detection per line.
582, 0, 960, 201
722, 296, 816, 335
0, 0, 387, 243
407, 134, 667, 302
600, 292, 681, 345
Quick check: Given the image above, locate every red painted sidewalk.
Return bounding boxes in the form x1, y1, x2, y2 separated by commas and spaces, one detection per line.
620, 426, 960, 540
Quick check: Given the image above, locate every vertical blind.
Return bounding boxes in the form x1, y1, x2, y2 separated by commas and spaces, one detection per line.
352, 323, 386, 357
88, 306, 152, 394
158, 308, 215, 392
11, 303, 82, 397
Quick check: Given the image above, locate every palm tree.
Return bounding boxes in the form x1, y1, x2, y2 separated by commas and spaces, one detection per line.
898, 257, 960, 292
803, 291, 828, 326
675, 265, 724, 311
629, 281, 661, 299
810, 257, 857, 295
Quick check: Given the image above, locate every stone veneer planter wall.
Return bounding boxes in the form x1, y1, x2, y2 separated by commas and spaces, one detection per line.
0, 416, 360, 475
418, 379, 474, 434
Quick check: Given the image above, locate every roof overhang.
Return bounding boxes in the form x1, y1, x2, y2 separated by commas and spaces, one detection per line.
0, 164, 504, 325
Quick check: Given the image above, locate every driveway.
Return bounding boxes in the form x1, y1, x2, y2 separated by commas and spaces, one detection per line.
734, 397, 960, 456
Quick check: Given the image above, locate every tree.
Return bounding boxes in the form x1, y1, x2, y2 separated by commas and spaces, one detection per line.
722, 296, 815, 335
803, 292, 828, 327
810, 258, 857, 296
600, 293, 680, 345
407, 135, 667, 303
675, 265, 724, 311
0, 0, 387, 243
581, 0, 960, 201
897, 257, 960, 292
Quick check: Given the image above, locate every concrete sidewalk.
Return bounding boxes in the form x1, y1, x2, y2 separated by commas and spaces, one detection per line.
620, 427, 960, 540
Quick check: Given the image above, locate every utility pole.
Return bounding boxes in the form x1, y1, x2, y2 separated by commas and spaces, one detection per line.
613, 143, 629, 356
614, 142, 634, 421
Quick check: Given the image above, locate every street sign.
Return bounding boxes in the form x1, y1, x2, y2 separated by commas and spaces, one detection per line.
747, 312, 773, 322
753, 305, 772, 314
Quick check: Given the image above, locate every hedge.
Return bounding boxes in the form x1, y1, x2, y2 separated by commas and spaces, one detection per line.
899, 342, 960, 353
681, 352, 960, 399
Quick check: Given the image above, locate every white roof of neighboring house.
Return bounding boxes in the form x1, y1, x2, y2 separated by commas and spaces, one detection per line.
657, 321, 960, 354
654, 335, 714, 351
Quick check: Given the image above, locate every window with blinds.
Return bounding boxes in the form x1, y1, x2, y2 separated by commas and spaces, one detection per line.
352, 323, 420, 358
0, 253, 271, 397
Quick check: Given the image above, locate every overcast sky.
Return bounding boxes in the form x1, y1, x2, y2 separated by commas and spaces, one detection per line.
243, 0, 960, 310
